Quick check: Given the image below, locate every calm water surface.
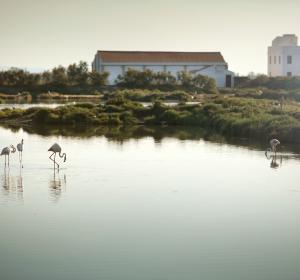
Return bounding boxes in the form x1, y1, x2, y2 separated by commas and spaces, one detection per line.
0, 126, 300, 280
0, 102, 75, 110
0, 101, 200, 110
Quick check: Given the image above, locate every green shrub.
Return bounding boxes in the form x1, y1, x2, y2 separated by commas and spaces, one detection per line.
74, 103, 95, 109
160, 109, 181, 125
63, 111, 95, 124
32, 108, 60, 124
120, 111, 138, 125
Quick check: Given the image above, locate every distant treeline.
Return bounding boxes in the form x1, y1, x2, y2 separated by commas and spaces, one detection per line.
0, 62, 218, 95
0, 61, 108, 94
235, 75, 300, 90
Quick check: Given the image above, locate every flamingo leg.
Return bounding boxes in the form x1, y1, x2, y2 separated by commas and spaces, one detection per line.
54, 153, 60, 170
49, 152, 55, 169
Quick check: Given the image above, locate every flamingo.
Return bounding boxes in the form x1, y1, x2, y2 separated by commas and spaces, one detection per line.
17, 139, 24, 168
48, 143, 66, 170
270, 139, 280, 154
1, 145, 16, 167
265, 139, 280, 156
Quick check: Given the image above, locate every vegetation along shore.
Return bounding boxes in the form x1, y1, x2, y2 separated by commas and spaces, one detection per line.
1, 93, 300, 144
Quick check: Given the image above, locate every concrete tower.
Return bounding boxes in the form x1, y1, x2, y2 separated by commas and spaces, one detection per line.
268, 34, 300, 77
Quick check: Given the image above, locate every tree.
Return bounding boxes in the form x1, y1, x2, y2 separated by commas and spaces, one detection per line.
41, 71, 52, 84
51, 66, 68, 88
89, 71, 109, 86
177, 71, 193, 90
154, 72, 176, 90
116, 69, 155, 88
202, 76, 218, 94
67, 61, 89, 86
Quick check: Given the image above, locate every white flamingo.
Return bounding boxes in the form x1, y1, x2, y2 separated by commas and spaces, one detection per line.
17, 139, 24, 168
1, 145, 16, 167
48, 143, 66, 170
270, 139, 280, 154
265, 139, 280, 156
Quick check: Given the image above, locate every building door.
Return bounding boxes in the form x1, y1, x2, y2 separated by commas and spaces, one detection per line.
226, 75, 232, 87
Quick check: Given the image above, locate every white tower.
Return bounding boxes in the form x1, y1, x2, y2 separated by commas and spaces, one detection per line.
268, 34, 300, 77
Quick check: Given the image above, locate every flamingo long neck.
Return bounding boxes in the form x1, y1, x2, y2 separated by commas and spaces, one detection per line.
10, 146, 16, 153
59, 151, 66, 161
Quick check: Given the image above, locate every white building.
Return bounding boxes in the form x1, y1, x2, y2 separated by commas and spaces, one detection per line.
268, 34, 300, 77
92, 51, 234, 87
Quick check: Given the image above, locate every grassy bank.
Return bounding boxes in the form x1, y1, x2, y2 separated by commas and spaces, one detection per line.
103, 89, 193, 102
0, 92, 32, 102
221, 87, 300, 103
1, 94, 300, 143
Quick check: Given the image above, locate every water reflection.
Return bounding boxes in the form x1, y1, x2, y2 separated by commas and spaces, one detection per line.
270, 156, 282, 169
1, 166, 23, 202
1, 167, 11, 190
49, 170, 66, 203
265, 152, 300, 169
3, 123, 300, 154
17, 165, 24, 194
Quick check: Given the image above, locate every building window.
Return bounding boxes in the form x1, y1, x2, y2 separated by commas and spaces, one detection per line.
287, 55, 292, 64
269, 56, 272, 64
279, 56, 281, 64
287, 72, 292, 77
274, 56, 276, 64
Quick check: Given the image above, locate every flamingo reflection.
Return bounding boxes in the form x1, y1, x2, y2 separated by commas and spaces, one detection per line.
49, 169, 66, 202
264, 151, 300, 169
1, 166, 23, 202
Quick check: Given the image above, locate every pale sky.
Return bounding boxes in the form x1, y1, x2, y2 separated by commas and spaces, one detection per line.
0, 0, 299, 75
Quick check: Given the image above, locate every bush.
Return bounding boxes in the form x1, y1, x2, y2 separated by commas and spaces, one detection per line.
236, 75, 300, 90
63, 111, 96, 124
32, 108, 60, 124
160, 109, 181, 125
116, 69, 219, 93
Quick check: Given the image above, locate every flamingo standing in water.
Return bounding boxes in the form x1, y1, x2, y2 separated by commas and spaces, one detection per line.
1, 145, 16, 167
270, 139, 280, 154
17, 139, 24, 168
266, 139, 280, 156
48, 143, 66, 170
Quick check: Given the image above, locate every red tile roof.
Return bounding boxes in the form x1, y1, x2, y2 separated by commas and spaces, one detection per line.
98, 51, 226, 63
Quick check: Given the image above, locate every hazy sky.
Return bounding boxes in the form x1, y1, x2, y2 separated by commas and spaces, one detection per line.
0, 0, 299, 75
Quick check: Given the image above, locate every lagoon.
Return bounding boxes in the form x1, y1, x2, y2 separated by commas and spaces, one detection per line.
0, 126, 300, 280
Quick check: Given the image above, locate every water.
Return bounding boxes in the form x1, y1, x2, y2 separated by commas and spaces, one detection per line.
0, 126, 300, 280
0, 102, 76, 110
0, 101, 200, 110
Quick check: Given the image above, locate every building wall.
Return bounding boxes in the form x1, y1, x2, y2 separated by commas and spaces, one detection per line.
103, 66, 123, 83
268, 35, 300, 77
92, 54, 234, 87
282, 47, 300, 76
268, 46, 284, 76
272, 34, 298, 47
124, 65, 144, 72
268, 46, 300, 77
144, 65, 164, 72
165, 66, 185, 76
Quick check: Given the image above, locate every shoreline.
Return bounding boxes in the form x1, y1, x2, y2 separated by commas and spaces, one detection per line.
1, 95, 300, 145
